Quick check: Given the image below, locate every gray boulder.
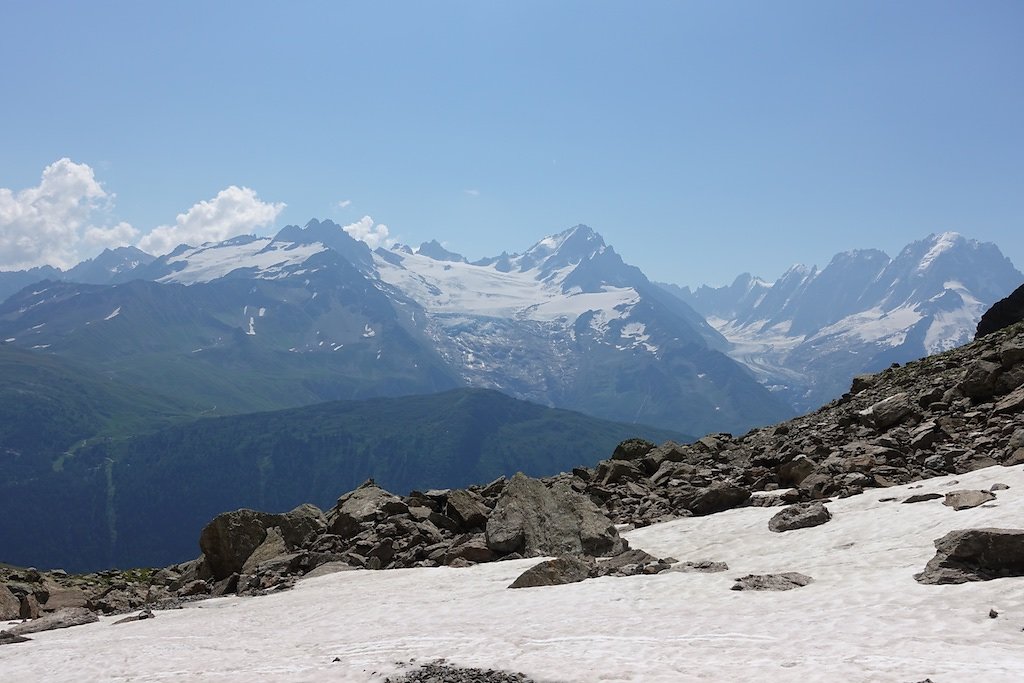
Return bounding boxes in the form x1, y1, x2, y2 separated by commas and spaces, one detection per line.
915, 528, 1024, 584
943, 490, 997, 511
327, 481, 408, 538
199, 508, 276, 581
445, 489, 490, 530
486, 473, 625, 558
508, 555, 596, 589
778, 455, 816, 487
730, 572, 814, 591
5, 607, 98, 636
276, 504, 327, 548
768, 502, 832, 532
0, 585, 19, 620
903, 493, 943, 504
676, 481, 751, 516
667, 560, 729, 573
858, 393, 915, 430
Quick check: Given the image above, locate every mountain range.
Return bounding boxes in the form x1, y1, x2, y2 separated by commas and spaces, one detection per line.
661, 232, 1023, 411
0, 221, 792, 436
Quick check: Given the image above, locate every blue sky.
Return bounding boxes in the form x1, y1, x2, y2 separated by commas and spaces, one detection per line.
1, 1, 1021, 285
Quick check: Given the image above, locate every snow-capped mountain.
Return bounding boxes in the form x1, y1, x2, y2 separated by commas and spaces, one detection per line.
0, 221, 792, 435
662, 232, 1023, 411
0, 246, 154, 303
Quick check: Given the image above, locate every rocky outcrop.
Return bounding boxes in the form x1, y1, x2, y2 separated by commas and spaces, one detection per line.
508, 556, 595, 589
942, 490, 997, 511
3, 607, 98, 636
976, 282, 1024, 337
915, 528, 1024, 584
768, 502, 832, 532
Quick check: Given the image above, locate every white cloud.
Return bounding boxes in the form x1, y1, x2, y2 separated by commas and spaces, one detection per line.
463, 189, 480, 197
337, 199, 352, 209
342, 215, 393, 249
0, 158, 139, 270
137, 186, 285, 256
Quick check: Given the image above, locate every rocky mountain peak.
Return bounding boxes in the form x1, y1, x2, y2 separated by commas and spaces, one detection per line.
415, 239, 466, 263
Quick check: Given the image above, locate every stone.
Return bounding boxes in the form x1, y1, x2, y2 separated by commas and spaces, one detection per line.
508, 555, 596, 589
328, 482, 408, 538
943, 489, 997, 511
597, 459, 644, 485
959, 360, 1003, 400
19, 594, 39, 619
199, 508, 275, 580
902, 493, 943, 504
5, 607, 98, 636
990, 483, 1010, 491
778, 455, 816, 486
38, 580, 87, 612
915, 528, 1024, 584
858, 393, 914, 430
595, 548, 658, 576
113, 609, 155, 625
241, 526, 289, 574
768, 502, 832, 532
976, 284, 1024, 337
993, 385, 1024, 415
0, 585, 19, 620
730, 573, 814, 591
445, 489, 490, 530
486, 473, 625, 558
676, 481, 751, 516
276, 504, 327, 549
444, 535, 497, 565
667, 560, 729, 573
611, 438, 656, 461
0, 631, 31, 645
850, 374, 875, 394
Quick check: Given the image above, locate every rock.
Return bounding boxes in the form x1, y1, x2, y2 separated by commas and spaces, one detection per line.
858, 393, 914, 429
976, 283, 1024, 337
508, 555, 596, 589
850, 374, 875, 394
19, 593, 39, 619
959, 360, 1003, 400
768, 502, 832, 532
0, 631, 31, 645
5, 607, 98, 636
611, 438, 656, 461
276, 504, 327, 548
989, 608, 999, 619
486, 473, 625, 558
596, 459, 644, 485
39, 579, 88, 612
241, 526, 289, 574
943, 490, 997, 511
778, 455, 816, 486
902, 493, 943, 504
178, 580, 211, 597
327, 481, 408, 538
667, 560, 729, 573
990, 483, 1010, 491
113, 609, 155, 625
915, 528, 1024, 584
0, 585, 19, 620
199, 508, 275, 580
595, 548, 659, 576
445, 489, 490, 530
994, 385, 1024, 414
676, 481, 751, 516
444, 535, 497, 565
730, 573, 814, 591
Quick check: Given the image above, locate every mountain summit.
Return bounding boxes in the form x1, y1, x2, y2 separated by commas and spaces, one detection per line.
662, 232, 1022, 411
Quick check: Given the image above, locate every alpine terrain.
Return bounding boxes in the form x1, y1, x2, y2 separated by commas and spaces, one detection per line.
662, 232, 1022, 412
0, 221, 792, 436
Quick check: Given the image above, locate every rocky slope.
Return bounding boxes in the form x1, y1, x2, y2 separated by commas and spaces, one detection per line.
4, 320, 1022, 624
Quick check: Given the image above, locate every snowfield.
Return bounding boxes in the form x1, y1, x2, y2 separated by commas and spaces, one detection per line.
3, 465, 1023, 682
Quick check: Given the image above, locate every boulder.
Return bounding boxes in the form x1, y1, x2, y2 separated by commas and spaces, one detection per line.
976, 283, 1024, 337
199, 508, 275, 581
445, 489, 490, 530
994, 385, 1024, 415
0, 585, 19, 620
241, 527, 289, 575
0, 631, 31, 645
327, 481, 408, 538
943, 490, 997, 511
611, 438, 656, 461
730, 573, 814, 591
276, 504, 327, 549
5, 607, 98, 636
959, 360, 1003, 400
768, 502, 832, 532
443, 535, 496, 565
778, 455, 816, 487
915, 528, 1024, 584
902, 493, 943, 504
858, 393, 915, 430
508, 555, 596, 589
676, 481, 751, 516
486, 473, 625, 558
667, 560, 729, 573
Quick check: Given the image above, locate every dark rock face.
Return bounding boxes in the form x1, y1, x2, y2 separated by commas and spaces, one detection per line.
0, 585, 19, 620
915, 528, 1024, 584
199, 509, 277, 581
385, 661, 538, 683
730, 573, 814, 591
768, 502, 833, 533
976, 282, 1024, 338
508, 555, 596, 589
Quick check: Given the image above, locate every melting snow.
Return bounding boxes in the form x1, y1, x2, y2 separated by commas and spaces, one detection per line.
103, 307, 121, 321
245, 317, 256, 336
362, 325, 376, 338
5, 467, 1022, 682
258, 307, 266, 318
917, 232, 961, 273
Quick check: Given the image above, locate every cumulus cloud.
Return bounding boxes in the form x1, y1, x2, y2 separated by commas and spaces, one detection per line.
337, 199, 352, 209
342, 215, 393, 249
137, 186, 285, 256
0, 158, 139, 270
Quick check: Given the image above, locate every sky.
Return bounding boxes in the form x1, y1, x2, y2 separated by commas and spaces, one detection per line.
1, 1, 1022, 286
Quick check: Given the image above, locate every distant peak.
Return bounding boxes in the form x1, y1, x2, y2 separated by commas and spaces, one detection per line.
916, 232, 966, 273
416, 239, 466, 263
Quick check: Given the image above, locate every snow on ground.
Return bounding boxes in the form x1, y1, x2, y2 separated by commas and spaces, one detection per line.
3, 466, 1023, 683
103, 307, 121, 321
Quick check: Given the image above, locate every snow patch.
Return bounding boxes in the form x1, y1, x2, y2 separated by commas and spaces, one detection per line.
103, 307, 121, 321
